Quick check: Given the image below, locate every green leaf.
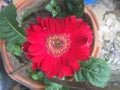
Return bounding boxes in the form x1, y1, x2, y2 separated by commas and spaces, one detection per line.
14, 45, 22, 56
27, 69, 45, 81
52, 10, 57, 17
31, 71, 44, 81
74, 70, 85, 82
66, 0, 74, 12
75, 57, 111, 88
45, 4, 53, 12
55, 6, 61, 12
6, 43, 15, 52
0, 3, 26, 44
6, 43, 22, 56
26, 68, 33, 74
32, 73, 40, 80
58, 12, 67, 18
45, 83, 62, 90
73, 3, 84, 17
63, 0, 84, 17
61, 86, 70, 90
45, 0, 61, 18
44, 78, 52, 85
45, 86, 53, 90
37, 71, 45, 81
26, 68, 37, 75
50, 0, 57, 7
43, 76, 68, 90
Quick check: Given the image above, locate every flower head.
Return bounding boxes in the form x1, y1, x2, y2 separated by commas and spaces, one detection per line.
23, 16, 93, 78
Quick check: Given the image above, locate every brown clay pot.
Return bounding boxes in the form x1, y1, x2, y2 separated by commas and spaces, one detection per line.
0, 0, 100, 90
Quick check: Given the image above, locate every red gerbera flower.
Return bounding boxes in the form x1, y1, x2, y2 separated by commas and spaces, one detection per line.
23, 16, 93, 78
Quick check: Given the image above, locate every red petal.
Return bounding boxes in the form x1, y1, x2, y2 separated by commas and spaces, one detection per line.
72, 46, 91, 61
48, 17, 56, 34
71, 23, 92, 38
33, 25, 42, 32
69, 60, 80, 70
54, 18, 66, 34
32, 63, 38, 70
58, 72, 64, 78
36, 16, 46, 28
26, 27, 33, 35
30, 23, 36, 28
32, 55, 44, 64
71, 36, 89, 47
27, 33, 46, 44
62, 66, 73, 76
71, 16, 76, 23
41, 56, 52, 72
41, 56, 62, 78
22, 42, 31, 52
28, 44, 46, 55
63, 52, 80, 71
26, 54, 33, 59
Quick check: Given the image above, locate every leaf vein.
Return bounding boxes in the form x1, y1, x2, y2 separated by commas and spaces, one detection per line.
4, 17, 25, 39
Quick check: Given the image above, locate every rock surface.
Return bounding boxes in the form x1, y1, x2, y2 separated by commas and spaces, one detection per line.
88, 0, 120, 87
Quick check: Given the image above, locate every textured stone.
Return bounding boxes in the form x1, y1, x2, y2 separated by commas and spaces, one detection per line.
88, 0, 120, 87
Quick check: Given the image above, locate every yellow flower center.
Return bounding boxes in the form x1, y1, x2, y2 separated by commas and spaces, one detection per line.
46, 34, 70, 57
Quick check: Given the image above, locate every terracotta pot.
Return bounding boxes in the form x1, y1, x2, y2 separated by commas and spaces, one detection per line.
0, 0, 100, 90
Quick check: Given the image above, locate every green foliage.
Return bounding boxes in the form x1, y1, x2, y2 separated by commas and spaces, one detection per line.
61, 86, 70, 90
45, 0, 61, 17
63, 0, 84, 17
27, 68, 38, 75
44, 77, 70, 90
58, 0, 84, 18
6, 43, 22, 56
27, 68, 45, 81
27, 68, 39, 80
31, 73, 40, 80
45, 83, 70, 90
27, 68, 69, 90
0, 3, 26, 44
45, 83, 62, 90
45, 0, 84, 18
37, 71, 45, 81
26, 58, 111, 89
74, 70, 85, 82
74, 57, 111, 88
45, 81, 70, 90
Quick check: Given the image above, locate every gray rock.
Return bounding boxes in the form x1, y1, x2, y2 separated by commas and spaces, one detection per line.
88, 0, 120, 87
